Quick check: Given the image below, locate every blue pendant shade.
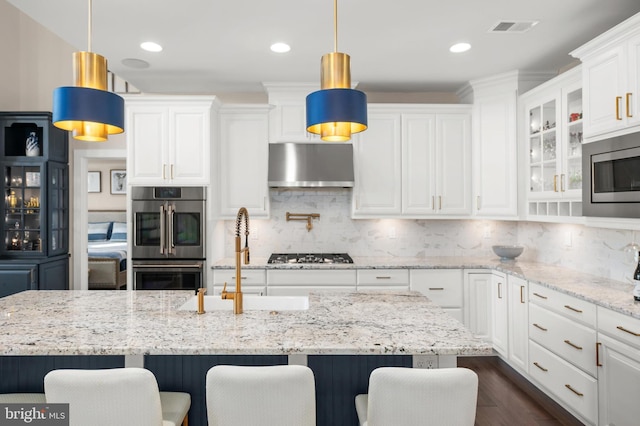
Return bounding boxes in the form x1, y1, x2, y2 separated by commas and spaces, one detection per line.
53, 86, 124, 142
306, 88, 367, 142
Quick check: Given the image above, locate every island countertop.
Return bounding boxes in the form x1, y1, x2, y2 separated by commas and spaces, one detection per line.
0, 290, 491, 357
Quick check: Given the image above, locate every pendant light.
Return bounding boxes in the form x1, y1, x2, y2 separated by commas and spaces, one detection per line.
306, 0, 367, 142
52, 0, 124, 142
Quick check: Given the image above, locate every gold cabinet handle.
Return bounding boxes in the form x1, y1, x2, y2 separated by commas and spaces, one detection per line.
230, 276, 247, 280
564, 305, 583, 314
533, 323, 548, 332
520, 285, 525, 304
533, 362, 548, 372
170, 164, 174, 179
564, 339, 583, 350
497, 282, 502, 299
565, 384, 584, 397
439, 195, 442, 210
429, 287, 445, 291
553, 175, 558, 192
616, 325, 640, 337
163, 164, 167, 179
432, 196, 435, 211
596, 342, 602, 367
626, 92, 633, 118
616, 96, 622, 120
533, 292, 548, 300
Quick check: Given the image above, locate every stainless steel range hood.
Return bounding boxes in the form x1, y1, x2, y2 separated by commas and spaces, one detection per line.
268, 143, 354, 188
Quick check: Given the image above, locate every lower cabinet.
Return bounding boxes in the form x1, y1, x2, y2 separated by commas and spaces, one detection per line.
0, 256, 68, 298
266, 270, 357, 296
507, 275, 528, 371
491, 271, 508, 357
597, 307, 640, 426
463, 270, 492, 342
211, 269, 266, 295
357, 269, 409, 291
410, 269, 463, 322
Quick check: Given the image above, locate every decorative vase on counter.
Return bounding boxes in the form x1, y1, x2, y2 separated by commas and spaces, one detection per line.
25, 132, 39, 157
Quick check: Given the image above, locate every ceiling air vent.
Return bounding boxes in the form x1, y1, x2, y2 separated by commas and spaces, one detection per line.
489, 21, 539, 33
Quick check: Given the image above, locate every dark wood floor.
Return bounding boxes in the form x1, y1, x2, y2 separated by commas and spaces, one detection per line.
458, 356, 585, 426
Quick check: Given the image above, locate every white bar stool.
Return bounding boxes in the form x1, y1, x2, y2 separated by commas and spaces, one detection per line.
206, 364, 316, 426
355, 367, 478, 426
0, 393, 46, 403
44, 367, 190, 426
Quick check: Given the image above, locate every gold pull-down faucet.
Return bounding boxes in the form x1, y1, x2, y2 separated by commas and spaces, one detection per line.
221, 207, 250, 314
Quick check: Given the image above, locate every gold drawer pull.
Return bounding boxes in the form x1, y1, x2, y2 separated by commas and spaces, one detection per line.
553, 174, 558, 192
565, 384, 584, 397
533, 323, 548, 332
533, 292, 548, 300
564, 305, 583, 313
627, 92, 633, 118
616, 96, 622, 120
376, 276, 391, 279
616, 325, 640, 337
533, 362, 548, 372
429, 287, 444, 291
520, 285, 525, 304
564, 340, 583, 350
231, 276, 247, 280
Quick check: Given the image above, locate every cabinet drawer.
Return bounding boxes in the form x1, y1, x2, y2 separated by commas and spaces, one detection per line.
357, 269, 409, 286
410, 269, 462, 308
267, 269, 357, 286
213, 269, 266, 285
529, 304, 597, 377
529, 341, 598, 424
529, 282, 596, 327
598, 306, 640, 350
268, 286, 356, 296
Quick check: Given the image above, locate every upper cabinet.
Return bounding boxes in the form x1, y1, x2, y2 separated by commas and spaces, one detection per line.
571, 14, 640, 141
217, 105, 270, 219
352, 105, 471, 218
264, 83, 320, 143
125, 96, 219, 185
520, 67, 583, 221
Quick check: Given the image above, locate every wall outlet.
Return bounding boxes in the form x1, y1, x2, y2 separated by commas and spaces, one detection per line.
564, 231, 572, 247
389, 227, 396, 239
413, 354, 438, 369
483, 225, 491, 239
251, 226, 259, 240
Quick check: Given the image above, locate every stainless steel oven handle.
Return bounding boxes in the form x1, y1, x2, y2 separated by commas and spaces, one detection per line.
133, 264, 203, 269
159, 204, 166, 255
169, 203, 176, 255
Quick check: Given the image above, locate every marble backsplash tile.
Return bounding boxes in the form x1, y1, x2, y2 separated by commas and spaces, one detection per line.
220, 189, 639, 283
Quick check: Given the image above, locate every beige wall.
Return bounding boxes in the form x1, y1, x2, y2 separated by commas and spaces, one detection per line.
87, 159, 127, 211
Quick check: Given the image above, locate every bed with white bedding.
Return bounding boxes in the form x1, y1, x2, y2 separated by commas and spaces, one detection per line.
87, 212, 127, 290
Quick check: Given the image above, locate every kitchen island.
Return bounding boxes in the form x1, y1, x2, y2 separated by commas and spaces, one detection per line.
0, 290, 490, 425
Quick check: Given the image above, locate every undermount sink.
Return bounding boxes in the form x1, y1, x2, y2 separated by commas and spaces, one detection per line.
178, 295, 309, 311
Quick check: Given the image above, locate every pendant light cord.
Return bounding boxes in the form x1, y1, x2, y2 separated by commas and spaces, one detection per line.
333, 0, 338, 53
87, 0, 92, 52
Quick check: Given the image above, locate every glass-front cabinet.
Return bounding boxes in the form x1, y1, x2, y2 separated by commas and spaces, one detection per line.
0, 112, 69, 296
523, 67, 583, 220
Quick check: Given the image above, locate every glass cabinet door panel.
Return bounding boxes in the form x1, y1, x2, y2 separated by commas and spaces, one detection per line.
542, 100, 556, 130
543, 134, 557, 161
530, 107, 541, 135
3, 122, 43, 158
530, 166, 542, 192
530, 136, 541, 163
543, 164, 556, 192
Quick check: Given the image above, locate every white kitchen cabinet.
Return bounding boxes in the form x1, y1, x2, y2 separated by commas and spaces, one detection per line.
507, 275, 528, 371
266, 269, 357, 296
463, 270, 492, 342
217, 106, 270, 218
211, 269, 266, 295
352, 105, 471, 218
352, 108, 402, 216
521, 67, 583, 220
402, 112, 471, 216
597, 307, 640, 426
263, 83, 320, 142
491, 271, 508, 357
570, 14, 640, 140
410, 269, 463, 322
469, 78, 518, 217
125, 96, 218, 185
357, 269, 409, 291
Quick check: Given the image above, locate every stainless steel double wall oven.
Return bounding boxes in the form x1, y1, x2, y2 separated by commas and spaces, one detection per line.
131, 186, 205, 291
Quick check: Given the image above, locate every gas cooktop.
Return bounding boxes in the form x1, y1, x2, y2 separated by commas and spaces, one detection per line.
267, 253, 354, 264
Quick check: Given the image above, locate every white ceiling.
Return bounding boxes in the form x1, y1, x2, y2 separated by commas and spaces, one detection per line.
8, 0, 640, 96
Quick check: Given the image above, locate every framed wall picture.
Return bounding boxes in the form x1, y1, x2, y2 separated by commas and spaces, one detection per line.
88, 171, 101, 193
110, 170, 127, 195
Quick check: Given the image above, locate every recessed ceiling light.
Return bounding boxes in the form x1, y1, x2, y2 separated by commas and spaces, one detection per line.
449, 42, 471, 53
140, 42, 163, 52
121, 58, 150, 69
270, 42, 291, 53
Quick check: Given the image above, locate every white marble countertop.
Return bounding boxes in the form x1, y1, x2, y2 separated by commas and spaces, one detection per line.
213, 256, 640, 319
0, 290, 492, 357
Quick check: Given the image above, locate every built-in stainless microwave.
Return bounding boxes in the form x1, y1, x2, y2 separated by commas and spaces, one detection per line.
583, 133, 640, 218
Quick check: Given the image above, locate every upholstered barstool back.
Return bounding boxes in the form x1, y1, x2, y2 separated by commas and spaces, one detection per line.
355, 367, 478, 426
44, 367, 190, 426
206, 365, 316, 426
0, 393, 46, 403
